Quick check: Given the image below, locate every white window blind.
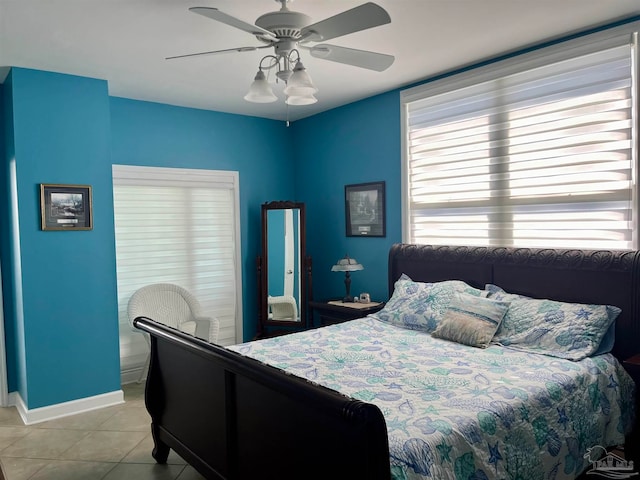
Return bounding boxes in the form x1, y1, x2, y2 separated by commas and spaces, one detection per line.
112, 165, 242, 378
402, 30, 637, 249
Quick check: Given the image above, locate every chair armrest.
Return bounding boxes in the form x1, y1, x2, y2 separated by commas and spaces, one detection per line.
268, 295, 298, 321
195, 316, 220, 344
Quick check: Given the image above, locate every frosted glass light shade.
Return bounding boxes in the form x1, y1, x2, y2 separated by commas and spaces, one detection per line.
244, 70, 277, 103
283, 61, 317, 97
285, 94, 317, 106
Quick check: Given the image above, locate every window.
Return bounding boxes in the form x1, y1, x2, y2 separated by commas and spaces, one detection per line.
401, 26, 638, 249
112, 165, 242, 378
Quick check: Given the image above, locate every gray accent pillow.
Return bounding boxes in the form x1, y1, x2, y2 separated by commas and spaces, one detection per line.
431, 292, 510, 348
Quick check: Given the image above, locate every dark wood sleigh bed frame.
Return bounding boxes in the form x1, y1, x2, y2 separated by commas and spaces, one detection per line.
133, 243, 640, 480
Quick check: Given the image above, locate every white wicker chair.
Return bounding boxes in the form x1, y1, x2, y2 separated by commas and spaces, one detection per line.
268, 295, 298, 321
128, 283, 220, 382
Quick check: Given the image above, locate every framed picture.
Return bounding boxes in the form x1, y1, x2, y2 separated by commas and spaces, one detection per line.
345, 181, 385, 237
40, 184, 93, 231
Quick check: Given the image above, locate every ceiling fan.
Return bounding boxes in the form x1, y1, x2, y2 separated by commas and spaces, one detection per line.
168, 0, 394, 105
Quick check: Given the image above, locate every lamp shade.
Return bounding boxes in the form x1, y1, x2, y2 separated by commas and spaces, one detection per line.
331, 255, 363, 272
283, 60, 318, 97
244, 70, 277, 103
285, 94, 318, 106
332, 255, 363, 303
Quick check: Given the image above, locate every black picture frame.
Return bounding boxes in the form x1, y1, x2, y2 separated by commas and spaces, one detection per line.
40, 184, 93, 231
345, 181, 385, 237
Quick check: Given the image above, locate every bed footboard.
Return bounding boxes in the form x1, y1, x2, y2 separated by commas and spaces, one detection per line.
133, 317, 391, 480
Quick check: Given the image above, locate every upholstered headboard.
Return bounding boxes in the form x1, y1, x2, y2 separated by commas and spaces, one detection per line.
388, 244, 640, 362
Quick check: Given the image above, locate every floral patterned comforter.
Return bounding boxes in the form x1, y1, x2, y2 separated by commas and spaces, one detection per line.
229, 317, 635, 480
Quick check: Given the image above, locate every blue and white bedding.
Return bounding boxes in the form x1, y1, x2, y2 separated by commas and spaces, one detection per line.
230, 317, 635, 480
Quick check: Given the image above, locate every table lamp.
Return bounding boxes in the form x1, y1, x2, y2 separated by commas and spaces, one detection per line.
331, 254, 364, 302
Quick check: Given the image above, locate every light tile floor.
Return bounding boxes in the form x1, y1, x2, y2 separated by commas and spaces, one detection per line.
0, 383, 206, 480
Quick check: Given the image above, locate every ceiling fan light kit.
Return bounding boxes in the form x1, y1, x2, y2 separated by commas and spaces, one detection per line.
248, 58, 318, 105
244, 70, 278, 103
171, 1, 394, 108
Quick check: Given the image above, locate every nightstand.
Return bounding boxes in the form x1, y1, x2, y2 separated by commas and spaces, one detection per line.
623, 354, 640, 464
309, 300, 385, 327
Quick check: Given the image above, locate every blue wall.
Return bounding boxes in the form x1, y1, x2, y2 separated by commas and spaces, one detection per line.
293, 90, 402, 304
266, 210, 286, 295
5, 68, 120, 408
0, 80, 19, 397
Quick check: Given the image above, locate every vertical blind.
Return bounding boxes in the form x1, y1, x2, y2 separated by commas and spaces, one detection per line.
112, 165, 242, 376
402, 33, 636, 249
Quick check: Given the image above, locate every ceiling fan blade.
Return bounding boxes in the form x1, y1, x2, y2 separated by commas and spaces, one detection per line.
189, 7, 276, 41
166, 46, 264, 60
309, 44, 394, 72
300, 2, 391, 42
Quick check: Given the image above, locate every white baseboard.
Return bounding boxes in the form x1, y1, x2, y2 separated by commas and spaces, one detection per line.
120, 367, 146, 386
9, 389, 125, 425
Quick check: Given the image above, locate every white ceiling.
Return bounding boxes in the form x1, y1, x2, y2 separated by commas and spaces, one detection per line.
1, 1, 639, 122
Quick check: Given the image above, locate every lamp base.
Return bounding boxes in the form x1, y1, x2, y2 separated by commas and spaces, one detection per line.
342, 271, 354, 303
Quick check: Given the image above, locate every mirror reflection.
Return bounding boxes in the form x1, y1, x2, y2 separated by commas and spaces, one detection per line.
257, 201, 310, 338
267, 208, 301, 321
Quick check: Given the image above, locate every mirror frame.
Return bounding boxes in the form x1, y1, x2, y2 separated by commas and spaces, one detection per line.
257, 201, 312, 338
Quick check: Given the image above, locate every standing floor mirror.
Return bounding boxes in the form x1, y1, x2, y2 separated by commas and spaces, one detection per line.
256, 201, 312, 339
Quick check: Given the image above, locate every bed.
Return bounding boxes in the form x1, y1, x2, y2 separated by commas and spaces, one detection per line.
133, 243, 639, 479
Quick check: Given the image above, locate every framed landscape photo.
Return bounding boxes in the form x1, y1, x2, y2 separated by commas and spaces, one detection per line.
345, 181, 386, 237
40, 184, 93, 231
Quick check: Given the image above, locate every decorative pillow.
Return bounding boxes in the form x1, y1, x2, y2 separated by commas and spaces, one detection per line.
370, 274, 486, 333
592, 322, 616, 355
431, 293, 510, 348
485, 284, 621, 361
